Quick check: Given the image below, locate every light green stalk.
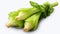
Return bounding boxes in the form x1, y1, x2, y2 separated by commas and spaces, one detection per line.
16, 8, 40, 20
24, 12, 41, 32
6, 10, 24, 28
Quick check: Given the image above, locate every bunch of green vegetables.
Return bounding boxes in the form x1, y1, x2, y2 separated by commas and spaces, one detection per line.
6, 1, 58, 32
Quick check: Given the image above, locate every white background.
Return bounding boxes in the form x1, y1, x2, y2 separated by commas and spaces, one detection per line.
0, 0, 60, 34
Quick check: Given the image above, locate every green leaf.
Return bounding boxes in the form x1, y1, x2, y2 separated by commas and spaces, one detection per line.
30, 1, 40, 9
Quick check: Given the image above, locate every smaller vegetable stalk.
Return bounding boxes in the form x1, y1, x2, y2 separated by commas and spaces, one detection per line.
6, 10, 24, 28
24, 12, 41, 32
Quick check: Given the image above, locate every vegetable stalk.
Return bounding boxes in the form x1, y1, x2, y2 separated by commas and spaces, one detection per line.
16, 8, 40, 20
24, 12, 41, 32
6, 10, 24, 28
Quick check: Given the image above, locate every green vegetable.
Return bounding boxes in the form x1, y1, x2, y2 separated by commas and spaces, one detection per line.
24, 12, 41, 32
16, 8, 40, 20
6, 1, 58, 32
6, 10, 24, 28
